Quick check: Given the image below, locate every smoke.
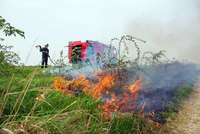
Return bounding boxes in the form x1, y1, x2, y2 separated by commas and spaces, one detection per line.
125, 0, 200, 63
131, 61, 200, 123
49, 59, 199, 123
45, 63, 103, 78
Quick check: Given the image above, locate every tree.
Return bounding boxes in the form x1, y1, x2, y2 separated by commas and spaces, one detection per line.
0, 16, 25, 67
0, 16, 25, 41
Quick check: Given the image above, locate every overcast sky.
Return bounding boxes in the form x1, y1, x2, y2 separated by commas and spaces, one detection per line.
0, 0, 200, 65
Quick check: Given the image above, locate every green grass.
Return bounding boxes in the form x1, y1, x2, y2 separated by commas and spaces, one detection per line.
0, 67, 160, 134
161, 82, 195, 119
174, 82, 194, 101
0, 64, 197, 133
1, 34, 198, 133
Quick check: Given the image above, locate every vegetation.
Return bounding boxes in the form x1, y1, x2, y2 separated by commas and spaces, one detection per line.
161, 82, 195, 119
0, 16, 25, 70
0, 16, 25, 40
0, 67, 162, 133
0, 17, 198, 133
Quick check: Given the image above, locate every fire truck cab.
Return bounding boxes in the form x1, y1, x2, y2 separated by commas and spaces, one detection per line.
66, 40, 117, 64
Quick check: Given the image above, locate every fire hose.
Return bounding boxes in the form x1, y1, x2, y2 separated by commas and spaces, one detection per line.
36, 45, 57, 67
49, 57, 57, 66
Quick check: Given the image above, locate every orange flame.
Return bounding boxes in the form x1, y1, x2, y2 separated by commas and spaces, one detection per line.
53, 74, 92, 96
54, 73, 147, 120
140, 99, 148, 113
87, 73, 118, 100
99, 76, 146, 119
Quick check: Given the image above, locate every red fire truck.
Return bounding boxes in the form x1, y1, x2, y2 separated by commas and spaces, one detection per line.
66, 40, 118, 64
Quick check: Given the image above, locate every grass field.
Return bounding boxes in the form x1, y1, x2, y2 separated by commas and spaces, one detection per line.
0, 35, 199, 133
0, 64, 198, 133
0, 67, 161, 133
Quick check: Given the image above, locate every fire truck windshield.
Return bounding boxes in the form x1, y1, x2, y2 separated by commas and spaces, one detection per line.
87, 45, 94, 59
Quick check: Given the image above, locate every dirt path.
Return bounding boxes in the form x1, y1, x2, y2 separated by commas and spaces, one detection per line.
165, 81, 200, 134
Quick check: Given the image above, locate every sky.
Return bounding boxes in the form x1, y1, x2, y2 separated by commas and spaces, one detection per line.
0, 0, 200, 65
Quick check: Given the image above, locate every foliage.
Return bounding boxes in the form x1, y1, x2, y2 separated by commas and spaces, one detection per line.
107, 35, 146, 68
161, 82, 195, 119
53, 50, 67, 67
0, 44, 21, 67
90, 35, 146, 71
0, 64, 159, 133
174, 82, 194, 101
0, 16, 25, 69
141, 50, 169, 66
0, 33, 198, 133
0, 16, 25, 40
49, 50, 85, 76
91, 35, 146, 88
109, 114, 157, 134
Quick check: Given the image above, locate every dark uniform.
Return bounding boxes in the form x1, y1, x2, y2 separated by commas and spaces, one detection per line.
40, 44, 49, 68
71, 50, 78, 65
71, 49, 82, 66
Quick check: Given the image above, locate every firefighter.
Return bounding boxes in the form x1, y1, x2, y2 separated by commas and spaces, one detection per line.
71, 49, 78, 65
71, 48, 82, 67
40, 44, 50, 68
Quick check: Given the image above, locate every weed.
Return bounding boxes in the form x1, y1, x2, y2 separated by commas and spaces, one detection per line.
161, 82, 195, 120
0, 34, 199, 133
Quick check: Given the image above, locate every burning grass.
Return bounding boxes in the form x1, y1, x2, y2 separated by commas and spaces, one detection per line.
53, 60, 200, 125
0, 68, 155, 133
53, 71, 148, 120
0, 61, 199, 133
0, 35, 200, 133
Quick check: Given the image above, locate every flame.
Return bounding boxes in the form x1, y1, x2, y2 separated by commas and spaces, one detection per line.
87, 73, 118, 100
53, 74, 92, 96
140, 99, 148, 113
100, 76, 146, 119
54, 72, 147, 120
